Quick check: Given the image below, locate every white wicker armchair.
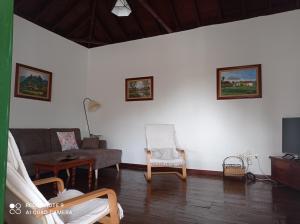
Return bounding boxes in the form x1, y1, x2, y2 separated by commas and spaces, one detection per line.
144, 124, 187, 181
5, 132, 123, 224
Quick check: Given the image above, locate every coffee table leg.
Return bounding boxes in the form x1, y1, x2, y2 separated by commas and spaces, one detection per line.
88, 163, 93, 190
71, 167, 76, 186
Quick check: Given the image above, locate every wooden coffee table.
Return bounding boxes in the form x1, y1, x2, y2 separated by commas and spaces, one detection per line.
34, 158, 94, 190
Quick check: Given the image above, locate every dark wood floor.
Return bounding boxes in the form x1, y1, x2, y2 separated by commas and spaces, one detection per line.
38, 168, 300, 224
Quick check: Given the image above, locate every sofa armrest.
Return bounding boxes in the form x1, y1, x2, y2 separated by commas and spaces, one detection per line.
99, 140, 107, 149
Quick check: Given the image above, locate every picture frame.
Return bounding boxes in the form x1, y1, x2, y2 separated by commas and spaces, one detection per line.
217, 64, 262, 100
14, 63, 52, 101
125, 76, 153, 101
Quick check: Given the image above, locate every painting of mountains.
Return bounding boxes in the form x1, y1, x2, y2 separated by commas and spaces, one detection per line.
217, 64, 262, 100
15, 63, 52, 101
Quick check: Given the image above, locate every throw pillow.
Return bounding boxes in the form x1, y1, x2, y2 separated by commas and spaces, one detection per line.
81, 138, 99, 149
57, 131, 79, 151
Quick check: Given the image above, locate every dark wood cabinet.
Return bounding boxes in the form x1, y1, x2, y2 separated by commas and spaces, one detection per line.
270, 156, 300, 191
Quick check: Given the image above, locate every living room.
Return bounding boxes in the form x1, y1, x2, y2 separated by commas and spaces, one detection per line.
1, 0, 300, 223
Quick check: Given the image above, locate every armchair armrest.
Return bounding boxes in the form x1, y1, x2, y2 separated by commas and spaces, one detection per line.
176, 148, 186, 160
35, 188, 119, 223
33, 177, 65, 192
145, 148, 152, 163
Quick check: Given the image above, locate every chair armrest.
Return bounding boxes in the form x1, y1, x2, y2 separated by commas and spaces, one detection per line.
35, 188, 119, 223
33, 177, 65, 192
176, 148, 185, 153
176, 148, 186, 159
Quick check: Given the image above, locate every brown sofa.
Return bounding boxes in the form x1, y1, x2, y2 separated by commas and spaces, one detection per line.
10, 128, 122, 178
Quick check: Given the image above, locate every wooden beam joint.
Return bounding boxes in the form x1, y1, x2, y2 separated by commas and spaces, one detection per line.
137, 0, 172, 33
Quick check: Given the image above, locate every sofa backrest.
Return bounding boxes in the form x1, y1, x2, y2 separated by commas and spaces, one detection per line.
49, 128, 82, 152
10, 129, 51, 156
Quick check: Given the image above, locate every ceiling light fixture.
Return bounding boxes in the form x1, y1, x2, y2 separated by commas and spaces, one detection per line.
111, 0, 132, 17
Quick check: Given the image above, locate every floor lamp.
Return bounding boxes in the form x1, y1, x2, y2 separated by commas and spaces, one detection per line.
83, 97, 100, 137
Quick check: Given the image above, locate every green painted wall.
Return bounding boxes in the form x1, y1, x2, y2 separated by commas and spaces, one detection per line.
0, 0, 13, 222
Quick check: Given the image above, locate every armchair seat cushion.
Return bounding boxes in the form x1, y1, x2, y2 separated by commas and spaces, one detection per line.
49, 189, 123, 224
150, 158, 185, 167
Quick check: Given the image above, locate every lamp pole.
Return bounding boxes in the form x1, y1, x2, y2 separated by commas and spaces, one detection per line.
83, 97, 92, 136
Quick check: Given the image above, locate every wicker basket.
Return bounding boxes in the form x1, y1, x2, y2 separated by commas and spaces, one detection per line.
223, 156, 245, 177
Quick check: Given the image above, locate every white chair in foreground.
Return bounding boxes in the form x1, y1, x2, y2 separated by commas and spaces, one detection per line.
5, 132, 123, 224
144, 124, 187, 181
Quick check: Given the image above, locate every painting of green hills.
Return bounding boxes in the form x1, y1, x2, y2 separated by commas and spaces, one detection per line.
217, 64, 261, 100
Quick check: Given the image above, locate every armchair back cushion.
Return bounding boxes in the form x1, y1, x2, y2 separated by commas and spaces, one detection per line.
145, 124, 179, 160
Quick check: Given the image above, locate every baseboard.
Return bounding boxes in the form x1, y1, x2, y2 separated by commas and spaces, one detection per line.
119, 163, 223, 177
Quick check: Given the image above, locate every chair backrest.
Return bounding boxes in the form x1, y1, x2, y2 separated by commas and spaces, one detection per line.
145, 124, 177, 150
5, 132, 63, 224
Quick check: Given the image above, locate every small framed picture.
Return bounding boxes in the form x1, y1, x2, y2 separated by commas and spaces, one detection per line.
217, 64, 262, 100
125, 76, 154, 101
14, 63, 52, 101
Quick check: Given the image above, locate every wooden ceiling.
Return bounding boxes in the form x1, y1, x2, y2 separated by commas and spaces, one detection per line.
14, 0, 300, 48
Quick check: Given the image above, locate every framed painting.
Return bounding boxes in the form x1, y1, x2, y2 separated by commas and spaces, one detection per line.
125, 76, 153, 101
217, 64, 262, 100
14, 63, 52, 101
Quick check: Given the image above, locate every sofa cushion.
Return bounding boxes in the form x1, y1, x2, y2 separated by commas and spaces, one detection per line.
10, 129, 51, 156
81, 138, 99, 149
50, 128, 81, 152
75, 149, 122, 169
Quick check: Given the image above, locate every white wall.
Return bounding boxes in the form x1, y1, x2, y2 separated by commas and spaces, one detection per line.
10, 16, 89, 136
87, 10, 300, 174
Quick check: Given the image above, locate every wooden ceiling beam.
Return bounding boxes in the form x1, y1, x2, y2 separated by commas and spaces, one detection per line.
14, 0, 25, 12
241, 0, 247, 18
137, 0, 172, 33
95, 15, 114, 43
127, 1, 146, 37
51, 0, 81, 32
268, 0, 273, 13
103, 0, 128, 41
35, 0, 54, 23
169, 0, 181, 31
218, 0, 224, 20
194, 0, 202, 26
69, 38, 107, 45
88, 0, 98, 43
69, 16, 90, 36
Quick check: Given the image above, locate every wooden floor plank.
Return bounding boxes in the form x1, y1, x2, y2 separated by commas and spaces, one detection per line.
37, 168, 300, 224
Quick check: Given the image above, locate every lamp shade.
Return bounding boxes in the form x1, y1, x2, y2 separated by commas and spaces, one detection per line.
87, 100, 100, 112
112, 0, 131, 17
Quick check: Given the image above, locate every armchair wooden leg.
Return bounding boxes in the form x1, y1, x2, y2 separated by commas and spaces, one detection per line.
144, 163, 152, 181
182, 165, 187, 180
116, 164, 119, 172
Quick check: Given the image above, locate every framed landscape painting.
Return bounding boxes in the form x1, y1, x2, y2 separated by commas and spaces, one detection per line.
217, 64, 262, 100
125, 76, 153, 101
14, 63, 52, 101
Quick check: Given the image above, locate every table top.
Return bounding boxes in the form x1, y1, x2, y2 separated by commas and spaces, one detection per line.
34, 157, 94, 168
